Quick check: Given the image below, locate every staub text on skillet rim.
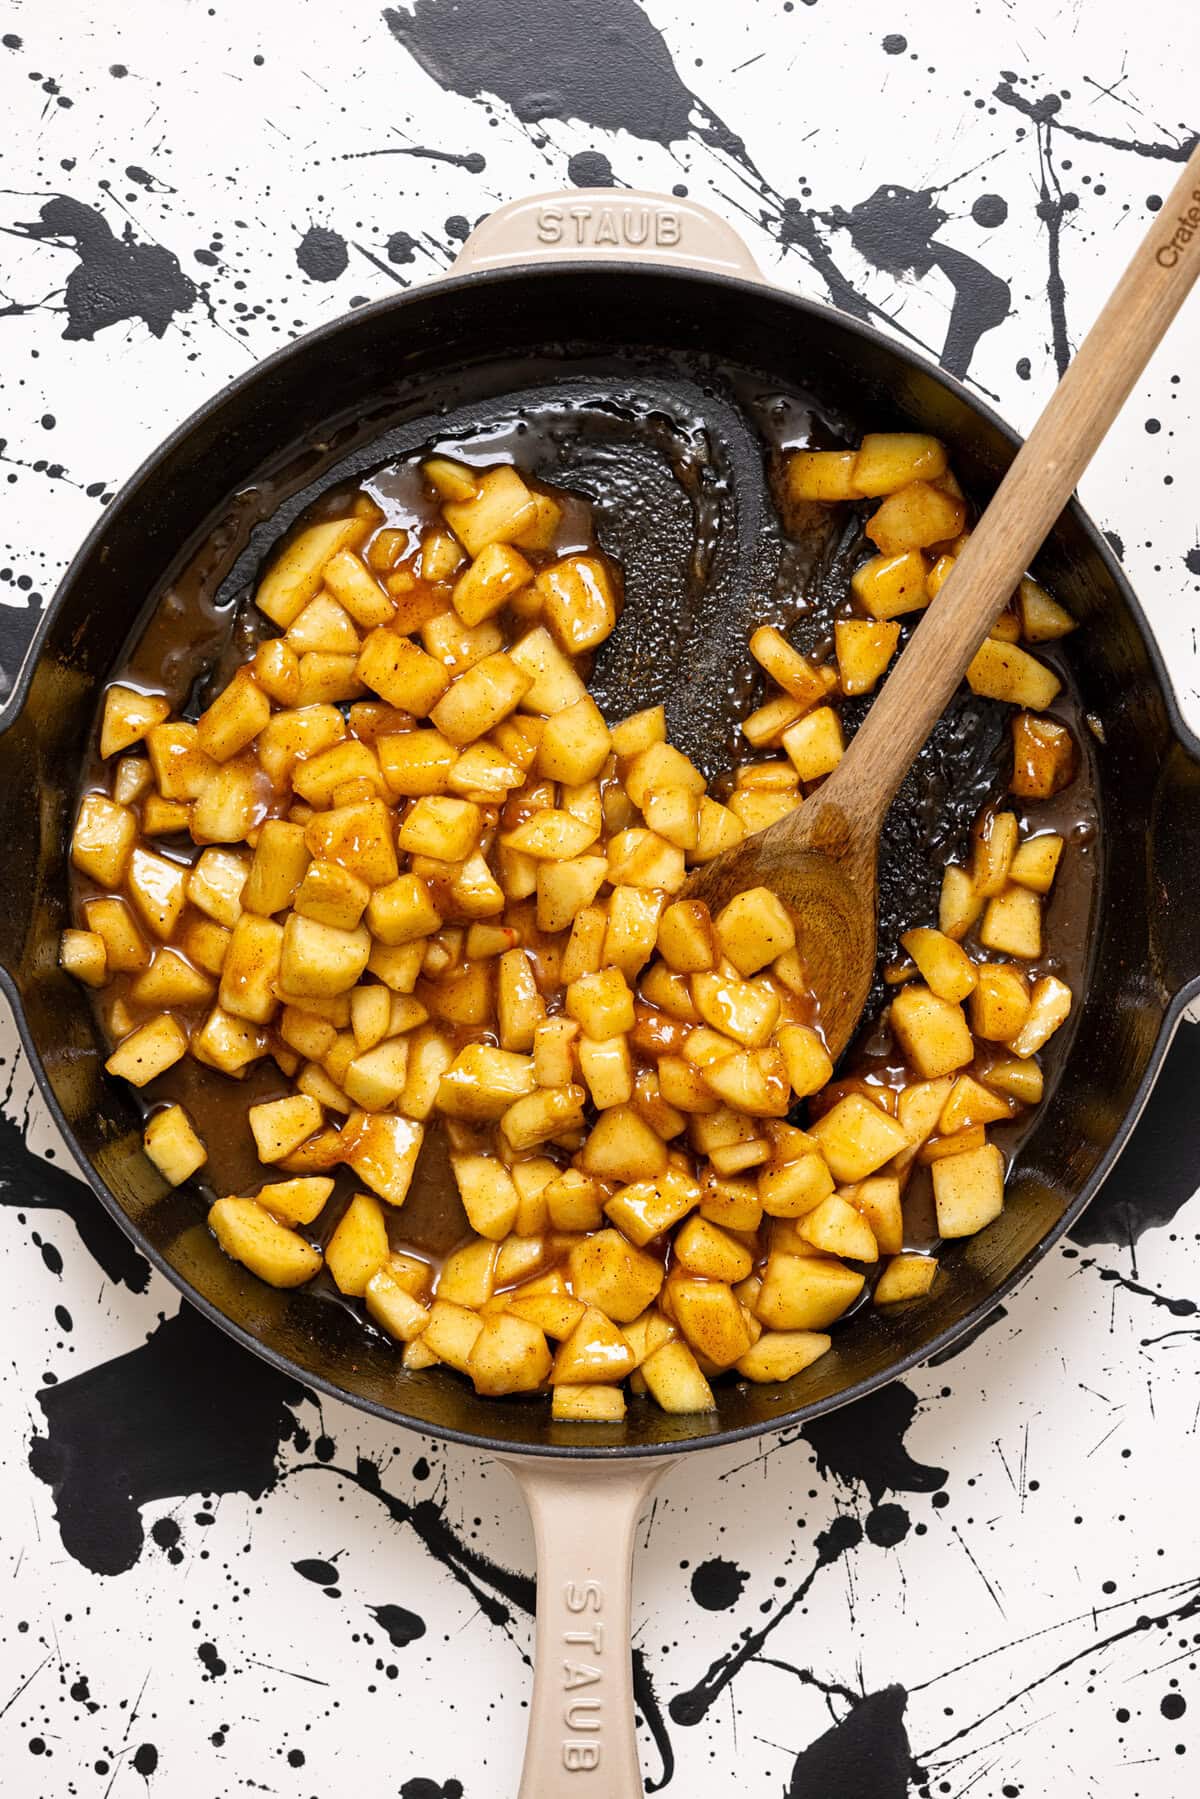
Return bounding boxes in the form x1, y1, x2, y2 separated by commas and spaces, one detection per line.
2, 185, 1199, 1798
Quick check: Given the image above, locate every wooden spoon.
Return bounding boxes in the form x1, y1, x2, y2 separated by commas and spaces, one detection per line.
687, 139, 1200, 1058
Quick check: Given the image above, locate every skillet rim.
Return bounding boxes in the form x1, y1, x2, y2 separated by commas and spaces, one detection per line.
6, 259, 1199, 1460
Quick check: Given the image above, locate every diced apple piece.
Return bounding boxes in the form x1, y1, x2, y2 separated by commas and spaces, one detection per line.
579, 1034, 634, 1110
939, 1074, 1013, 1135
421, 1299, 485, 1373
798, 1194, 878, 1262
551, 1384, 626, 1422
551, 1306, 637, 1383
603, 1167, 699, 1245
756, 1251, 864, 1329
748, 627, 827, 707
395, 796, 481, 862
143, 1103, 207, 1185
452, 1153, 520, 1241
982, 1054, 1044, 1105
674, 1215, 754, 1283
105, 1015, 188, 1087
692, 971, 779, 1048
713, 887, 795, 977
535, 554, 619, 655
448, 540, 532, 627
786, 448, 861, 502
217, 914, 283, 1023
343, 1039, 410, 1111
835, 618, 900, 695
637, 1337, 714, 1413
209, 1196, 322, 1287
323, 1191, 389, 1296
254, 1176, 334, 1226
500, 1084, 587, 1151
852, 432, 948, 495
758, 1152, 834, 1217
60, 928, 108, 989
345, 1112, 424, 1206
365, 1261, 431, 1341
72, 794, 138, 887
1017, 576, 1075, 643
467, 1312, 552, 1396
1010, 713, 1077, 799
874, 1255, 938, 1305
1009, 834, 1063, 895
851, 550, 929, 619
293, 860, 371, 932
100, 685, 171, 759
443, 465, 535, 555
866, 480, 966, 555
900, 927, 977, 1003
256, 517, 367, 629
669, 1276, 752, 1367
980, 886, 1042, 959
890, 983, 974, 1079
249, 1093, 322, 1164
848, 1175, 903, 1256
969, 963, 1032, 1041
810, 1092, 909, 1182
938, 864, 983, 941
438, 1044, 536, 1120
355, 630, 449, 715
580, 1106, 668, 1183
735, 1329, 831, 1381
693, 796, 745, 862
775, 1024, 834, 1098
932, 1141, 1005, 1237
431, 651, 532, 745
196, 672, 271, 763
280, 914, 370, 998
1009, 975, 1072, 1058
967, 639, 1061, 709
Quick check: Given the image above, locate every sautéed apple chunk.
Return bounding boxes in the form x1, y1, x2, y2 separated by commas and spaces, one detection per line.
68, 436, 1077, 1419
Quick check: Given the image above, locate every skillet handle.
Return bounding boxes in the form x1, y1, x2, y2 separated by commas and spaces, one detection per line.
500, 1454, 668, 1798
1152, 729, 1200, 1004
451, 190, 762, 282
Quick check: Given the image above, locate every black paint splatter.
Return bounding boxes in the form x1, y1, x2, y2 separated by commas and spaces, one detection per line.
788, 1686, 922, 1798
30, 1303, 306, 1575
567, 149, 615, 187
399, 1781, 463, 1799
1184, 545, 1200, 576
1070, 1020, 1200, 1248
0, 1093, 149, 1292
132, 1744, 158, 1777
690, 1557, 748, 1611
294, 1557, 340, 1587
4, 195, 197, 340
802, 1381, 947, 1506
295, 225, 349, 282
383, 0, 694, 144
827, 185, 1010, 379
197, 1641, 226, 1679
386, 230, 419, 264
369, 1602, 427, 1647
669, 1516, 863, 1728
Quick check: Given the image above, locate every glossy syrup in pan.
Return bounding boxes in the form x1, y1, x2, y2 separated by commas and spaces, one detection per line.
71, 354, 1098, 1329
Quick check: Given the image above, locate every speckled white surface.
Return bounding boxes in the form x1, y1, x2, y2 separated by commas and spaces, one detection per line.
0, 3, 1197, 1795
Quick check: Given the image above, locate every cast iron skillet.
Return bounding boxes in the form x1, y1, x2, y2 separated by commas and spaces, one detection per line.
0, 193, 1197, 1795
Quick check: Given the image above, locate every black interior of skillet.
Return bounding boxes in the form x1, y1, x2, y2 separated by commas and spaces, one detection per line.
0, 264, 1185, 1454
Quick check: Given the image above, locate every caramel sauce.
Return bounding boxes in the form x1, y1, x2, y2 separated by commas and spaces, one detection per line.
68, 373, 1100, 1359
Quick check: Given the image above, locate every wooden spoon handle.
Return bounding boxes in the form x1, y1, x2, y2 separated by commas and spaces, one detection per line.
821, 137, 1200, 831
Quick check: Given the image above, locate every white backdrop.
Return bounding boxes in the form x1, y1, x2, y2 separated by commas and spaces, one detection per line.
0, 3, 1197, 1795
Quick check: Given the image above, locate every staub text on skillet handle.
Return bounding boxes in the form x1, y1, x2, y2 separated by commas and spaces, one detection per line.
451, 189, 763, 281
501, 1456, 667, 1798
1151, 730, 1200, 1004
